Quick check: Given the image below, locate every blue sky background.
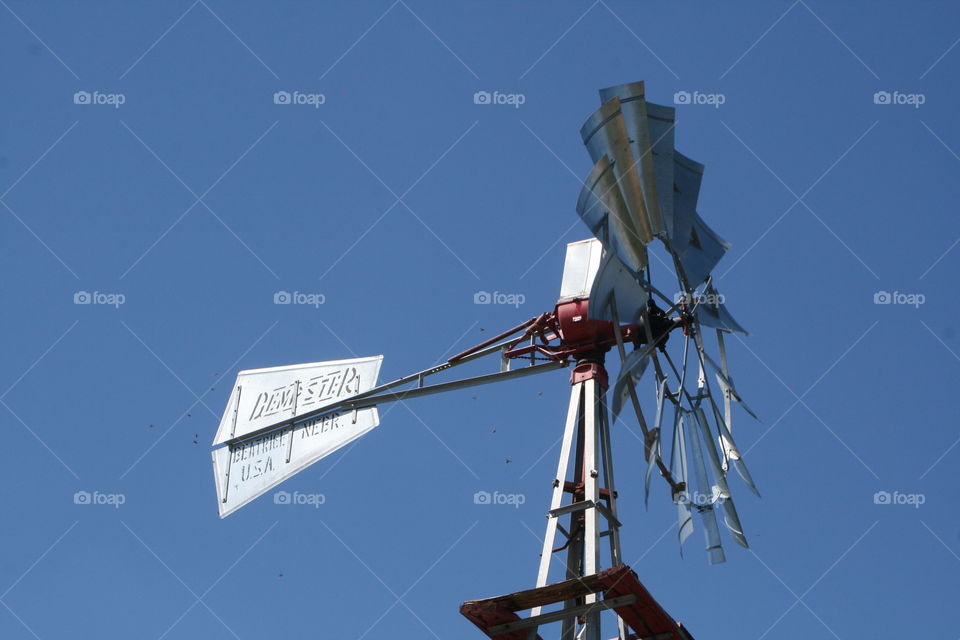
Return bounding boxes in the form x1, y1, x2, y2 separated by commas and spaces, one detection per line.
1, 1, 959, 638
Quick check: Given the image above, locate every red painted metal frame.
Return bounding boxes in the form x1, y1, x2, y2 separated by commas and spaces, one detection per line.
450, 298, 676, 368
459, 565, 694, 640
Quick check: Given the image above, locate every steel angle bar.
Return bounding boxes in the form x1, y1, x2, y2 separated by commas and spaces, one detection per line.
546, 500, 621, 529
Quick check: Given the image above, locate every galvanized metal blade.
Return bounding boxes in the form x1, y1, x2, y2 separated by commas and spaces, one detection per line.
712, 403, 761, 498
691, 322, 761, 498
693, 407, 731, 502
577, 155, 649, 273
685, 410, 726, 564
676, 214, 730, 289
598, 82, 671, 238
588, 250, 650, 326
581, 97, 656, 243
693, 405, 748, 547
700, 348, 758, 420
646, 377, 668, 508
672, 413, 694, 549
695, 285, 748, 335
611, 348, 650, 424
668, 151, 703, 255
644, 102, 676, 235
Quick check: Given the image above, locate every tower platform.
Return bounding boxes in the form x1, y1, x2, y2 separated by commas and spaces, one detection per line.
460, 564, 694, 640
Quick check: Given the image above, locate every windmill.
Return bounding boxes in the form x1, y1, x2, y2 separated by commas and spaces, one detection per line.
211, 81, 759, 640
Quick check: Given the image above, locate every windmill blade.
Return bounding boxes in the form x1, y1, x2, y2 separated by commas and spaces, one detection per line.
646, 377, 668, 508
711, 400, 761, 498
699, 346, 757, 420
611, 348, 650, 423
695, 284, 748, 335
710, 327, 761, 496
694, 408, 749, 549
671, 413, 694, 548
676, 214, 730, 290
577, 155, 649, 273
685, 411, 726, 564
716, 327, 735, 438
587, 249, 650, 325
668, 151, 703, 254
644, 102, 677, 235
690, 324, 761, 498
666, 151, 730, 292
598, 82, 675, 238
693, 408, 730, 502
581, 97, 659, 243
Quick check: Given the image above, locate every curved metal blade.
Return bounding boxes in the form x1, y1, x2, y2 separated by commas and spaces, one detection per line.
691, 323, 761, 498
576, 155, 648, 273
611, 348, 650, 423
700, 349, 758, 420
677, 214, 730, 289
587, 250, 649, 325
672, 414, 694, 548
598, 82, 674, 238
646, 378, 668, 508
695, 285, 748, 335
694, 407, 731, 501
581, 97, 657, 243
669, 151, 703, 254
719, 497, 749, 549
644, 102, 676, 234
712, 403, 761, 498
697, 407, 751, 549
686, 411, 726, 564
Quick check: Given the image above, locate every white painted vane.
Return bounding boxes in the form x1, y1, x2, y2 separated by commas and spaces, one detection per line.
212, 356, 383, 445
211, 356, 383, 517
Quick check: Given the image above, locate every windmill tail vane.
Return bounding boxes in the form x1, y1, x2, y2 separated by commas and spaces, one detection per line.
210, 80, 762, 640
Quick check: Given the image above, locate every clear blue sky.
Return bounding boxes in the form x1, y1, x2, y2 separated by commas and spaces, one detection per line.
2, 1, 958, 638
